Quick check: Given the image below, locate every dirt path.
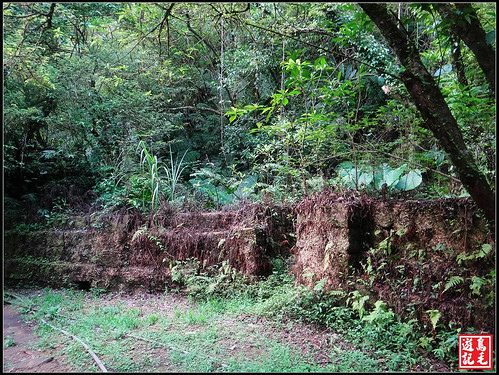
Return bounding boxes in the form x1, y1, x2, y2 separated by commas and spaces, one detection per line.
3, 303, 71, 373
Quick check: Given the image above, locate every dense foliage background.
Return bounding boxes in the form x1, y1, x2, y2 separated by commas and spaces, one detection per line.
3, 2, 496, 222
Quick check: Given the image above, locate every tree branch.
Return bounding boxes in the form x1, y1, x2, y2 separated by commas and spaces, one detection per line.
242, 19, 402, 82
436, 3, 495, 92
114, 12, 172, 65
4, 292, 108, 373
166, 106, 224, 116
155, 3, 175, 56
360, 3, 495, 224
40, 318, 109, 372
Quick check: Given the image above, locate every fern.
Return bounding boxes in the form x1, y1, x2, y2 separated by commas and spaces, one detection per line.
132, 224, 148, 242
425, 309, 441, 330
328, 290, 347, 297
146, 232, 164, 252
347, 290, 369, 319
132, 224, 163, 250
363, 300, 394, 325
313, 278, 327, 292
468, 276, 486, 296
132, 224, 173, 261
457, 243, 493, 265
442, 275, 464, 294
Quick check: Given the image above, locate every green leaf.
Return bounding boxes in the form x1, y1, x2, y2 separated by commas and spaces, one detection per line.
384, 164, 407, 187
314, 278, 327, 291
469, 276, 486, 296
481, 243, 492, 256
314, 56, 326, 69
394, 170, 422, 191
443, 275, 463, 294
485, 30, 496, 45
357, 172, 373, 187
425, 309, 441, 330
336, 161, 355, 171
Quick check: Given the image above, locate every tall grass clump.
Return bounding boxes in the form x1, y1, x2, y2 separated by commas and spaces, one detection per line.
138, 141, 190, 210
163, 143, 189, 202
138, 141, 162, 211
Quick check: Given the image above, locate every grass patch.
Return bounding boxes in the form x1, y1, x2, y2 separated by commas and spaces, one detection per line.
5, 260, 458, 372
4, 336, 16, 348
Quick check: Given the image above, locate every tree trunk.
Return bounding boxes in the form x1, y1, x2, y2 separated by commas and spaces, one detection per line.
449, 36, 469, 88
360, 3, 495, 225
436, 3, 495, 93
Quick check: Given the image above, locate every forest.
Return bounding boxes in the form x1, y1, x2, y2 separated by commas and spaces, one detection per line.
3, 2, 496, 220
2, 3, 497, 372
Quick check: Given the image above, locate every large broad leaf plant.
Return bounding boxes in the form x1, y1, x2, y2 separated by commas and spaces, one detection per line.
335, 161, 422, 192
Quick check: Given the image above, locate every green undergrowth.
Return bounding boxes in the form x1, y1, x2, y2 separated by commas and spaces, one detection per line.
172, 257, 462, 371
4, 258, 470, 372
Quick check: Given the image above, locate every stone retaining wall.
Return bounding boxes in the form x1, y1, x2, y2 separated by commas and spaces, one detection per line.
4, 205, 294, 292
291, 192, 495, 332
4, 194, 494, 332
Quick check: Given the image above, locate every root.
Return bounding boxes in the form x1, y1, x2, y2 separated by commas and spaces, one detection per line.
39, 318, 108, 372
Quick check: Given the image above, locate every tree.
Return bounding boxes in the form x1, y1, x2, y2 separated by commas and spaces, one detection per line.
435, 3, 495, 93
360, 3, 495, 224
3, 3, 495, 219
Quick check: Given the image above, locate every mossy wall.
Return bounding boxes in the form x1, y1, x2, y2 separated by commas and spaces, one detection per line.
4, 194, 494, 333
4, 205, 295, 293
292, 192, 495, 332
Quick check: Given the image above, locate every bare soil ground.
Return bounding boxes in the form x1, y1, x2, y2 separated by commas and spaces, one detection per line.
3, 304, 71, 373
